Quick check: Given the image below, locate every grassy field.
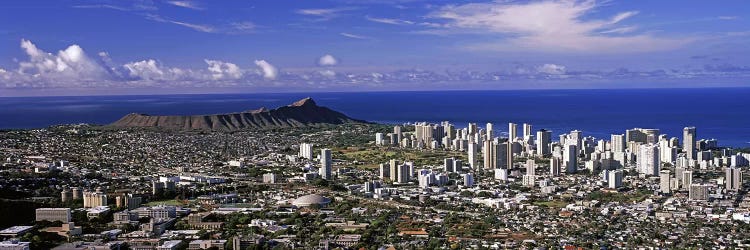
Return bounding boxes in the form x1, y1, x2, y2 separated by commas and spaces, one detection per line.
145, 199, 187, 206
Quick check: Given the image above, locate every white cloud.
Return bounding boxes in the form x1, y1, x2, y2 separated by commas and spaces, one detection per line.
429, 0, 687, 53
17, 39, 108, 80
123, 59, 165, 80
365, 16, 414, 25
319, 70, 336, 77
718, 16, 739, 20
340, 32, 369, 39
295, 7, 356, 20
145, 14, 215, 33
318, 54, 338, 66
254, 60, 278, 80
205, 59, 242, 80
537, 64, 566, 75
167, 1, 204, 10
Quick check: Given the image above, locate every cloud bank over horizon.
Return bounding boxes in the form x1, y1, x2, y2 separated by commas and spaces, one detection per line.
0, 0, 749, 95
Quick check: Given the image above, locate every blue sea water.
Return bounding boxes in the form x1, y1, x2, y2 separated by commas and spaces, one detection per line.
1, 88, 749, 147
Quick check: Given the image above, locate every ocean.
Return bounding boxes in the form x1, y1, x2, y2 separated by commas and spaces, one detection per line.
1, 88, 749, 147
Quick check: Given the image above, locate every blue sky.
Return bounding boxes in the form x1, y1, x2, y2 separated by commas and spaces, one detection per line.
0, 0, 749, 96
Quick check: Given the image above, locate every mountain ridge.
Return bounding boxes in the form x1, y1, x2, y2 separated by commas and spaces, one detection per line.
109, 97, 367, 131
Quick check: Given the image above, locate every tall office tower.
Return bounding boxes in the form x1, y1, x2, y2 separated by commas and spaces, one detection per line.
638, 144, 660, 176
83, 191, 107, 208
550, 158, 561, 176
379, 164, 390, 180
523, 123, 532, 138
468, 123, 478, 135
659, 140, 675, 163
689, 184, 709, 201
453, 159, 463, 173
608, 170, 623, 189
319, 148, 332, 180
467, 143, 477, 169
611, 134, 626, 153
669, 137, 680, 148
536, 129, 552, 156
503, 141, 512, 169
569, 130, 583, 150
483, 140, 496, 169
559, 134, 567, 146
432, 124, 445, 146
659, 170, 671, 194
397, 163, 410, 183
375, 133, 384, 146
682, 170, 693, 190
526, 159, 535, 176
726, 167, 742, 191
508, 123, 518, 140
444, 158, 455, 173
683, 127, 697, 160
389, 159, 399, 182
393, 126, 402, 144
486, 123, 493, 138
445, 124, 455, 139
463, 173, 474, 187
564, 144, 577, 174
299, 143, 314, 159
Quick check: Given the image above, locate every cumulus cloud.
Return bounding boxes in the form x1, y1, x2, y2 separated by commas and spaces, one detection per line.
537, 64, 567, 75
318, 54, 338, 66
122, 59, 166, 80
319, 70, 336, 78
254, 60, 278, 80
17, 39, 108, 80
429, 0, 687, 53
205, 59, 242, 80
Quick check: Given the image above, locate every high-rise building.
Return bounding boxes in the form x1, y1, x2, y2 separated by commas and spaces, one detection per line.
375, 133, 384, 146
397, 163, 411, 184
508, 123, 518, 140
536, 129, 551, 156
689, 184, 709, 201
467, 143, 477, 169
444, 158, 455, 173
726, 167, 742, 191
505, 141, 512, 169
468, 123, 478, 135
564, 144, 577, 174
36, 208, 71, 223
569, 130, 583, 150
526, 159, 535, 176
523, 123, 532, 138
379, 164, 390, 180
389, 159, 398, 182
299, 143, 314, 160
550, 158, 561, 176
608, 170, 623, 189
638, 144, 660, 176
262, 173, 277, 184
393, 126, 402, 144
683, 127, 696, 160
463, 173, 474, 188
83, 191, 107, 208
486, 123, 493, 139
319, 148, 332, 180
61, 189, 72, 202
611, 134, 626, 153
682, 170, 693, 190
659, 170, 671, 194
483, 140, 496, 169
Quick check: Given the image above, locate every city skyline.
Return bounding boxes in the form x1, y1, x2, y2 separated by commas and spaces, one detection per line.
1, 0, 750, 96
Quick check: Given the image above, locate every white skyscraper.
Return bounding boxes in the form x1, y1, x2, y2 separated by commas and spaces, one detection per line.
523, 123, 532, 138
611, 134, 625, 153
393, 126, 402, 144
463, 173, 474, 187
564, 144, 577, 174
526, 159, 535, 176
486, 123, 493, 139
659, 170, 671, 194
299, 143, 314, 159
536, 129, 552, 156
375, 133, 384, 146
638, 144, 660, 176
467, 142, 477, 169
682, 170, 693, 190
483, 140, 495, 169
684, 127, 696, 160
319, 148, 332, 180
508, 123, 518, 140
